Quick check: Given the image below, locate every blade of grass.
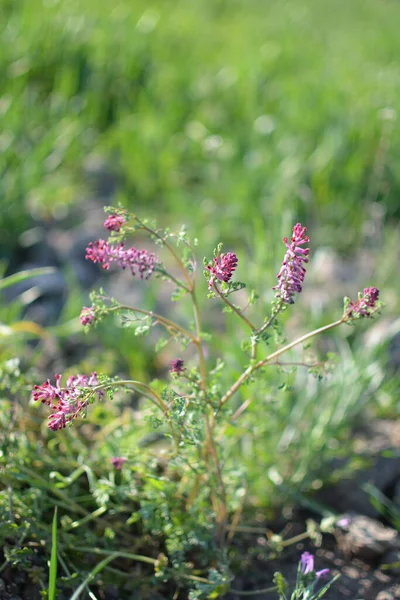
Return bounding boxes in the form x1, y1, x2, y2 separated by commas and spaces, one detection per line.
48, 507, 58, 600
0, 267, 56, 291
69, 554, 119, 600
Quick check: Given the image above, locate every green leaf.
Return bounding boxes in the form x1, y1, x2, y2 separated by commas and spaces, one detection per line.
48, 507, 58, 600
69, 554, 118, 600
0, 267, 56, 291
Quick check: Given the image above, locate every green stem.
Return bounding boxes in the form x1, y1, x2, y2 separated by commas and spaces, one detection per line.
71, 546, 156, 565
93, 379, 167, 412
229, 586, 277, 596
213, 282, 256, 331
69, 547, 212, 584
220, 318, 344, 407
191, 285, 228, 545
255, 299, 284, 337
155, 265, 190, 293
191, 289, 208, 385
109, 304, 195, 342
138, 222, 193, 290
92, 380, 183, 455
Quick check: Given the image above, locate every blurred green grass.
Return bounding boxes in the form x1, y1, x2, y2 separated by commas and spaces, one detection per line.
1, 0, 400, 254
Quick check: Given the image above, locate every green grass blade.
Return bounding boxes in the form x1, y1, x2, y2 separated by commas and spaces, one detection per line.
0, 267, 56, 291
48, 507, 58, 600
69, 554, 118, 600
313, 574, 341, 599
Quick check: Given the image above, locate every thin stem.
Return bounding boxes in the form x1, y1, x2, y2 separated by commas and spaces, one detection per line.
69, 547, 213, 584
279, 531, 310, 548
220, 318, 344, 407
155, 265, 190, 293
229, 586, 277, 596
191, 285, 228, 546
255, 299, 284, 338
109, 304, 196, 342
272, 361, 322, 369
71, 546, 157, 565
138, 222, 193, 290
93, 379, 167, 412
224, 524, 267, 534
191, 289, 208, 385
213, 283, 256, 331
229, 361, 323, 421
230, 399, 252, 421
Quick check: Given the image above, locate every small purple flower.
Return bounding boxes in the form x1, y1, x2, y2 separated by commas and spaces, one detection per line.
273, 223, 310, 304
32, 373, 103, 431
301, 552, 314, 574
207, 252, 238, 289
316, 569, 330, 580
86, 240, 158, 280
170, 359, 186, 375
111, 457, 127, 470
300, 552, 330, 581
346, 287, 380, 318
104, 214, 126, 232
80, 306, 96, 326
32, 374, 62, 405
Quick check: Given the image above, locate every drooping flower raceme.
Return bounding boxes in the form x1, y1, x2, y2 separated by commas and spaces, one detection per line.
273, 223, 310, 304
32, 373, 104, 431
170, 358, 186, 375
346, 287, 380, 319
80, 306, 96, 326
104, 214, 126, 232
86, 240, 158, 280
206, 252, 238, 289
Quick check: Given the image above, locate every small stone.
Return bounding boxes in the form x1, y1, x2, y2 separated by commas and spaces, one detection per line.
376, 592, 396, 600
337, 515, 398, 563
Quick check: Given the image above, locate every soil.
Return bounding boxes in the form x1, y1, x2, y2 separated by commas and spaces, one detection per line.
226, 528, 400, 600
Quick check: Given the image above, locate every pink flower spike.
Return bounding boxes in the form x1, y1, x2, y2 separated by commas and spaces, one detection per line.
80, 306, 96, 326
273, 223, 310, 305
207, 251, 238, 289
86, 240, 158, 279
111, 457, 127, 470
32, 373, 104, 430
104, 214, 126, 232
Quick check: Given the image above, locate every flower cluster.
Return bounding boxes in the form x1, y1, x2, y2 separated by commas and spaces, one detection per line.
86, 240, 158, 279
346, 287, 380, 318
104, 214, 126, 232
111, 456, 127, 470
300, 552, 330, 580
32, 373, 104, 431
273, 223, 310, 305
206, 252, 238, 289
80, 306, 96, 326
170, 358, 186, 375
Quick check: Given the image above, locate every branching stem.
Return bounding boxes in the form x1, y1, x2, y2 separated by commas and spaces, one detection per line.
220, 318, 344, 407
213, 282, 256, 331
108, 303, 195, 342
